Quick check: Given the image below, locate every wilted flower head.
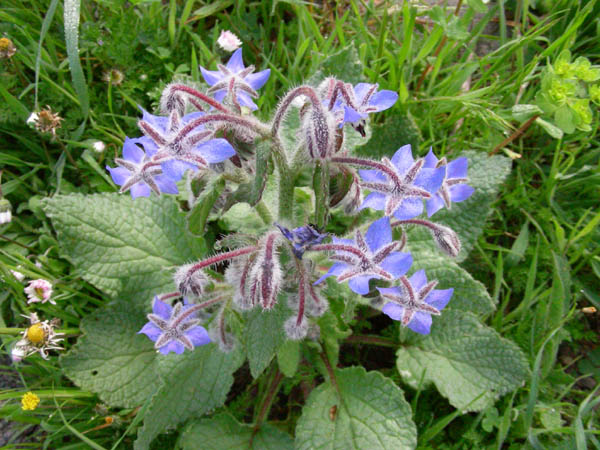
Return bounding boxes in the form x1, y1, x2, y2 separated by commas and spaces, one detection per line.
423, 150, 474, 217
24, 279, 54, 305
217, 30, 242, 52
102, 68, 124, 85
11, 313, 64, 362
276, 223, 327, 259
0, 37, 16, 59
378, 270, 453, 334
138, 297, 211, 354
200, 48, 270, 110
30, 107, 63, 137
21, 392, 40, 411
314, 217, 412, 295
359, 145, 445, 220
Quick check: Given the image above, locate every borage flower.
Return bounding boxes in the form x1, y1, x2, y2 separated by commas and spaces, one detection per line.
313, 217, 412, 295
139, 297, 211, 355
378, 270, 453, 334
423, 150, 474, 217
276, 223, 328, 259
358, 145, 445, 220
106, 136, 177, 198
200, 48, 270, 110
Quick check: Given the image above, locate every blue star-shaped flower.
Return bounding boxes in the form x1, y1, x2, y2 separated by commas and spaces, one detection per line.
378, 270, 453, 334
315, 217, 412, 295
138, 297, 211, 355
423, 150, 474, 217
106, 136, 178, 198
200, 48, 270, 111
358, 145, 446, 220
137, 108, 236, 181
339, 83, 397, 123
276, 223, 328, 259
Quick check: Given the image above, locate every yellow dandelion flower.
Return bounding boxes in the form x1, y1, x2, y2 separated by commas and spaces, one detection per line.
21, 392, 40, 411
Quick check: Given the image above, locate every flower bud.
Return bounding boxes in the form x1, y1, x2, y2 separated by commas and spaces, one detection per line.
303, 105, 336, 160
248, 232, 282, 310
431, 224, 461, 258
284, 315, 308, 340
174, 263, 210, 298
160, 83, 186, 116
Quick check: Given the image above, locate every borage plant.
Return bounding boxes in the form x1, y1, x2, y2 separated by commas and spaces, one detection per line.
43, 47, 528, 448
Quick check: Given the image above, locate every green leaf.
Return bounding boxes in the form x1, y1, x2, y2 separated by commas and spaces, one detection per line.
134, 344, 244, 450
408, 151, 512, 263
180, 413, 294, 449
245, 298, 289, 378
466, 0, 488, 13
43, 194, 204, 306
60, 301, 161, 408
310, 44, 363, 85
512, 104, 543, 122
407, 245, 496, 314
295, 367, 417, 449
188, 176, 226, 235
277, 340, 301, 378
535, 117, 564, 139
554, 105, 576, 134
396, 310, 529, 412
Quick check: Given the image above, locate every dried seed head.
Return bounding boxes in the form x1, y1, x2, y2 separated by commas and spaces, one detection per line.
33, 107, 63, 137
102, 68, 124, 86
0, 37, 16, 59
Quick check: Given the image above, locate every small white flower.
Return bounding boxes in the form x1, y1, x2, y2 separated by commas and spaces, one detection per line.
92, 141, 106, 153
10, 269, 25, 282
0, 210, 11, 224
26, 112, 39, 126
11, 313, 64, 362
217, 30, 242, 52
291, 94, 308, 108
24, 279, 54, 305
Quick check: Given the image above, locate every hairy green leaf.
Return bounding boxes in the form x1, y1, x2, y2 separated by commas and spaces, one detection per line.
396, 310, 529, 412
180, 413, 293, 449
43, 194, 204, 306
296, 367, 417, 449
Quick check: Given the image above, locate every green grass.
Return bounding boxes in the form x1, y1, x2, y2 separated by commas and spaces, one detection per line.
1, 0, 599, 448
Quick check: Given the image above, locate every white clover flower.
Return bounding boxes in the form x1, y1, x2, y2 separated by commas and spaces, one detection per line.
92, 141, 106, 153
217, 30, 242, 52
10, 269, 25, 282
24, 279, 54, 305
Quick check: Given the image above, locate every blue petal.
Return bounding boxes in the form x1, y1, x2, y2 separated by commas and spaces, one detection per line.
380, 252, 412, 278
359, 169, 387, 183
314, 263, 347, 285
414, 167, 445, 194
186, 326, 211, 347
200, 66, 223, 86
449, 184, 475, 202
331, 236, 354, 246
369, 90, 398, 111
226, 48, 245, 73
365, 216, 391, 253
426, 193, 445, 217
161, 159, 198, 181
182, 111, 205, 126
391, 145, 414, 175
195, 138, 236, 163
447, 157, 468, 179
137, 136, 159, 157
130, 182, 151, 198
425, 288, 453, 311
123, 138, 146, 163
138, 322, 162, 342
407, 312, 432, 334
106, 166, 130, 186
152, 296, 172, 319
246, 69, 271, 90
409, 270, 427, 291
377, 286, 403, 297
353, 83, 373, 102
155, 175, 179, 195
343, 106, 364, 124
423, 148, 438, 169
237, 91, 258, 110
382, 302, 404, 321
392, 198, 423, 220
348, 275, 373, 295
213, 91, 227, 103
140, 108, 168, 133
359, 192, 387, 211
159, 340, 185, 355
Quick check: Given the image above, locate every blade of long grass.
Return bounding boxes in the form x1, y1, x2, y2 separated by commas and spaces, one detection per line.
64, 0, 89, 121
34, 0, 59, 110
